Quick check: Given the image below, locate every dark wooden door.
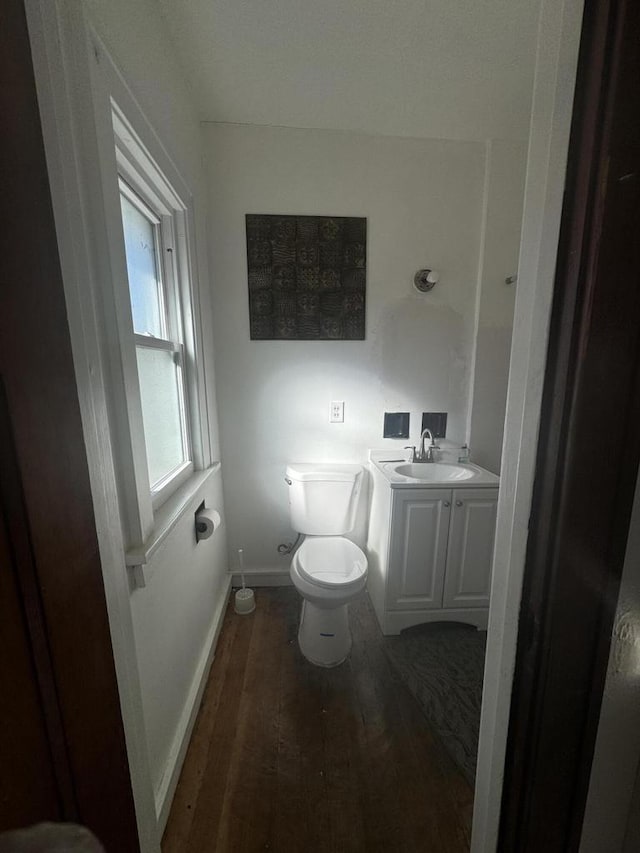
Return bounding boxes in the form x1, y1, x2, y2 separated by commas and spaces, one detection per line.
0, 523, 58, 827
0, 0, 139, 849
0, 387, 71, 827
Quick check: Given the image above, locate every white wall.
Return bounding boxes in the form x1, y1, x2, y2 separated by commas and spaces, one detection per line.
129, 470, 228, 825
468, 140, 528, 474
205, 123, 485, 573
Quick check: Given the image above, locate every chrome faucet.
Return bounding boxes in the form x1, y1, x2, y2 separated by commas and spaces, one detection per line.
418, 428, 439, 462
405, 429, 440, 463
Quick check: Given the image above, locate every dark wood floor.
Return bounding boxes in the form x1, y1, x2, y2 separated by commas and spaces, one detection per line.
162, 588, 473, 853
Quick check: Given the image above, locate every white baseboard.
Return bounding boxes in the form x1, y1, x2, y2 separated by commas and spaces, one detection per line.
230, 567, 292, 587
154, 574, 232, 833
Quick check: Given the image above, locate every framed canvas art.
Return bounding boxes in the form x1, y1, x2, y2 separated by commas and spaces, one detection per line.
245, 214, 366, 340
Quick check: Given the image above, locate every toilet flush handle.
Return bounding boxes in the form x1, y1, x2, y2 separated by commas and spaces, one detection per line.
284, 476, 292, 485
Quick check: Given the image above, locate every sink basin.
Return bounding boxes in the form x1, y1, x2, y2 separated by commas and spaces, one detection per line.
393, 462, 476, 481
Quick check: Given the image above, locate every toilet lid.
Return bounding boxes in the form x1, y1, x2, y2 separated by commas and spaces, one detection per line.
296, 537, 367, 589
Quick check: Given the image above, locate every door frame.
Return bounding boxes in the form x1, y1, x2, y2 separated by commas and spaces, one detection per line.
471, 0, 586, 849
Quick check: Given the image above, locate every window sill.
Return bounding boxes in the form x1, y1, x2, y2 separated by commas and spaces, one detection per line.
125, 463, 221, 586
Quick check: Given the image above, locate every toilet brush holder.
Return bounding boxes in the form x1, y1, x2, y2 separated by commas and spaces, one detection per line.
234, 548, 255, 615
234, 587, 255, 615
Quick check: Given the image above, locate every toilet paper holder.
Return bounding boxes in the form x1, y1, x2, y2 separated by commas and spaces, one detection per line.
195, 501, 221, 543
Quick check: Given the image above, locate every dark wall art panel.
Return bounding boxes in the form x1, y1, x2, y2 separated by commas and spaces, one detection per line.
245, 214, 366, 340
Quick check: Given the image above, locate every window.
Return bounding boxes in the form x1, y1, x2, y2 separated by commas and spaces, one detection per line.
110, 104, 209, 540
118, 181, 191, 499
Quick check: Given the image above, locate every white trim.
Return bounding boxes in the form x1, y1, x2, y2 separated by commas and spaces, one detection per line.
113, 109, 205, 529
126, 464, 221, 579
134, 334, 178, 352
230, 568, 294, 587
112, 100, 212, 473
466, 139, 492, 445
23, 1, 160, 849
83, 33, 159, 546
471, 0, 585, 850
150, 460, 194, 510
176, 205, 212, 470
119, 178, 163, 224
155, 575, 232, 832
112, 103, 187, 215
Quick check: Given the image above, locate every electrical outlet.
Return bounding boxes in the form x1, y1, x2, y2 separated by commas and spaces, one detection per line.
330, 401, 344, 423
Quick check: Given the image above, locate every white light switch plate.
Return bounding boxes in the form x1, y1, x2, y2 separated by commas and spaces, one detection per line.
330, 401, 344, 423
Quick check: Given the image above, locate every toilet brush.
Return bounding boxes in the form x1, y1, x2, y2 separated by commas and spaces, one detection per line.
234, 548, 255, 615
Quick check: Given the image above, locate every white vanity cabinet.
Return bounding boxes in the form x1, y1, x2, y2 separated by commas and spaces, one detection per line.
442, 489, 498, 610
387, 489, 451, 611
367, 456, 499, 635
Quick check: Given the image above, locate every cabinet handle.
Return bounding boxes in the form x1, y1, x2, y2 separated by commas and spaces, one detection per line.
444, 501, 450, 507
456, 500, 463, 507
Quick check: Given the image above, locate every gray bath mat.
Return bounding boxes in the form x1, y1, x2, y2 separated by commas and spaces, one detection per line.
384, 622, 486, 784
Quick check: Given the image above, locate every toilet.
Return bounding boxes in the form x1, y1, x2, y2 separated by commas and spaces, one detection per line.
286, 463, 368, 667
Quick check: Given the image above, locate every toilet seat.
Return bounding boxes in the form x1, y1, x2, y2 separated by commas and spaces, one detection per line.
295, 537, 367, 589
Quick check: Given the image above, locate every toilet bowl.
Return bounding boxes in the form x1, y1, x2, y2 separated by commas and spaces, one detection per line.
290, 536, 368, 666
285, 463, 368, 667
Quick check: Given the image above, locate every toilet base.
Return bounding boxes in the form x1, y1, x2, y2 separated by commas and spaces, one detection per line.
298, 600, 351, 667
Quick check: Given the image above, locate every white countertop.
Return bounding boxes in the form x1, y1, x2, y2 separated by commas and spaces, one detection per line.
368, 450, 500, 489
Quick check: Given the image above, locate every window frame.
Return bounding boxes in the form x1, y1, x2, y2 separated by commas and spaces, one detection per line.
118, 176, 194, 507
110, 102, 210, 544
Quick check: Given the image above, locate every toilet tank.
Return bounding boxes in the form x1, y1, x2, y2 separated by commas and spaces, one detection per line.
286, 463, 363, 535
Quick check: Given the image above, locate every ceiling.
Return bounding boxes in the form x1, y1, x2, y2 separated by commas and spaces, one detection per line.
157, 0, 540, 141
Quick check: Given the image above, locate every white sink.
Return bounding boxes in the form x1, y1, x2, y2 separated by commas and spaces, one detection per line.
370, 450, 500, 488
393, 462, 476, 481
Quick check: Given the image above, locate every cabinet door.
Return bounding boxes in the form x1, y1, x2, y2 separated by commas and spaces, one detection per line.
387, 489, 451, 609
443, 488, 498, 609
